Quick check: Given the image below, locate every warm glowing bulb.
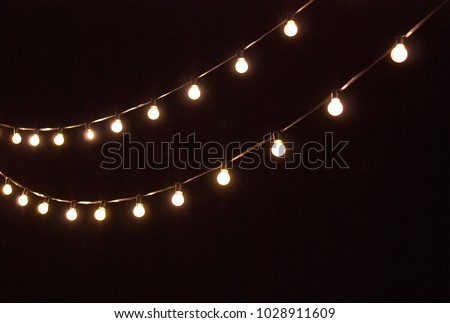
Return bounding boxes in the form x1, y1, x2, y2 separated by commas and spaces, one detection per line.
66, 207, 77, 221
111, 119, 123, 133
12, 132, 22, 144
235, 57, 249, 74
18, 194, 28, 206
29, 133, 40, 146
37, 202, 49, 215
327, 97, 344, 116
53, 133, 64, 146
94, 207, 106, 221
85, 128, 95, 140
271, 139, 286, 157
2, 184, 12, 195
391, 43, 408, 63
133, 203, 145, 218
171, 191, 184, 206
217, 169, 231, 186
284, 20, 298, 37
147, 105, 160, 120
188, 84, 201, 100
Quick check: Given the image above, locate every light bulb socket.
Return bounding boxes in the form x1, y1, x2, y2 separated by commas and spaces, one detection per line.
99, 200, 107, 208
85, 123, 91, 131
272, 131, 281, 142
4, 177, 10, 185
221, 160, 230, 170
330, 90, 341, 99
70, 200, 77, 209
57, 128, 63, 134
43, 196, 51, 204
236, 50, 244, 58
13, 128, 19, 135
114, 113, 121, 120
190, 78, 198, 85
33, 129, 39, 135
395, 36, 405, 44
174, 182, 182, 192
21, 188, 28, 196
286, 13, 295, 21
136, 195, 142, 204
150, 99, 157, 106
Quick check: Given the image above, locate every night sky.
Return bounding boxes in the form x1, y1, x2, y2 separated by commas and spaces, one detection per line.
0, 0, 448, 302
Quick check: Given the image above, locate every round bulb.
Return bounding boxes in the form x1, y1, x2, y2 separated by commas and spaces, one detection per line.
53, 133, 64, 146
18, 194, 28, 207
2, 184, 13, 196
391, 43, 408, 63
235, 57, 249, 74
94, 207, 106, 221
85, 128, 95, 140
147, 105, 160, 120
133, 203, 145, 218
284, 20, 298, 37
66, 208, 77, 221
37, 202, 49, 215
188, 84, 201, 100
271, 139, 286, 157
29, 133, 40, 147
217, 169, 231, 186
327, 97, 344, 116
171, 191, 184, 206
111, 119, 123, 133
12, 132, 22, 144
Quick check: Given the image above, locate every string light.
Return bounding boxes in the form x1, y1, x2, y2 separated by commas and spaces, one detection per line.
188, 79, 201, 100
133, 195, 145, 218
391, 37, 408, 63
53, 130, 65, 146
94, 201, 107, 221
85, 124, 95, 140
66, 202, 78, 221
17, 189, 28, 207
111, 115, 123, 133
2, 178, 12, 196
11, 129, 22, 144
284, 14, 298, 37
171, 183, 184, 206
147, 100, 160, 120
235, 51, 249, 74
29, 131, 40, 147
217, 168, 231, 186
37, 197, 50, 215
327, 91, 344, 116
271, 132, 286, 157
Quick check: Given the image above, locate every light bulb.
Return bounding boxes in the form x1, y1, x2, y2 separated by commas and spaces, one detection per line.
85, 128, 95, 140
391, 43, 408, 63
171, 191, 184, 207
12, 132, 22, 144
217, 169, 231, 186
29, 133, 40, 147
147, 105, 160, 120
271, 139, 286, 157
17, 193, 28, 207
284, 19, 298, 37
94, 206, 106, 221
2, 183, 12, 195
327, 97, 344, 116
53, 133, 64, 146
133, 203, 145, 218
235, 57, 249, 74
111, 118, 123, 133
37, 202, 49, 215
66, 207, 77, 221
188, 84, 201, 100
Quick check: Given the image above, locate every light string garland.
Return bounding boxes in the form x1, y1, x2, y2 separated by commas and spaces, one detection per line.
0, 0, 447, 221
0, 0, 316, 147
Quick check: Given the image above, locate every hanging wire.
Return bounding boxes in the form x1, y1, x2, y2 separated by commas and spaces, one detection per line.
0, 0, 447, 208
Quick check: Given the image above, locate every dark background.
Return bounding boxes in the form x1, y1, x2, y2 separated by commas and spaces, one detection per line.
0, 0, 448, 302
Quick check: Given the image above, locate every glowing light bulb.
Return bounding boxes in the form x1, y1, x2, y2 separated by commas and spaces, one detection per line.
29, 133, 40, 147
147, 104, 160, 120
37, 201, 49, 215
235, 57, 249, 74
111, 118, 123, 133
17, 193, 28, 207
94, 206, 106, 221
284, 19, 298, 37
53, 133, 64, 146
188, 84, 201, 100
271, 139, 286, 157
327, 97, 344, 116
66, 207, 77, 221
217, 169, 231, 186
391, 43, 408, 63
12, 131, 22, 144
85, 128, 95, 140
133, 203, 145, 218
2, 183, 12, 196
